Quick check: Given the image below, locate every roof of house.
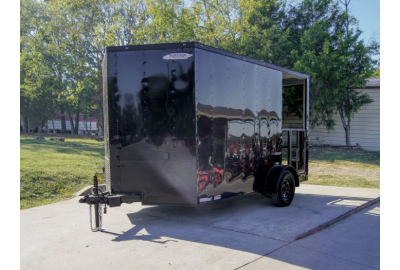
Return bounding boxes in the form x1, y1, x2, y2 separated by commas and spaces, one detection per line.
366, 77, 380, 88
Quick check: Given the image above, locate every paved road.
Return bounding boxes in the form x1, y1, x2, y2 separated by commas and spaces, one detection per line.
20, 185, 380, 269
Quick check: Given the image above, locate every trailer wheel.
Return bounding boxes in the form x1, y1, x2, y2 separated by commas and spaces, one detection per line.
271, 170, 295, 207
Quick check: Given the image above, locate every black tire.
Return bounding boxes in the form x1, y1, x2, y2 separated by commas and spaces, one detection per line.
271, 170, 295, 207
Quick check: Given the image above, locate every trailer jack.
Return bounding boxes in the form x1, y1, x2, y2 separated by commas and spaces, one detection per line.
79, 173, 142, 232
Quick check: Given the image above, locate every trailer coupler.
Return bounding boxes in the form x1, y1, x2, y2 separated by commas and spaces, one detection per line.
79, 192, 142, 208
79, 192, 142, 232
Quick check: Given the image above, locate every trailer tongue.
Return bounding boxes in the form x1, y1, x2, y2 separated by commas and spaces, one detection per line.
80, 42, 310, 232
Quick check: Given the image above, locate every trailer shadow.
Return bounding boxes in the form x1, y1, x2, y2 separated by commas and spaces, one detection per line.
107, 192, 377, 257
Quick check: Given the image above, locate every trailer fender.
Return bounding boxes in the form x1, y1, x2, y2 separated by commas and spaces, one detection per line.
253, 164, 273, 193
264, 165, 299, 194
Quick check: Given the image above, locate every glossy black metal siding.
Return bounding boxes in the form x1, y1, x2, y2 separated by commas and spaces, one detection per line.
195, 49, 283, 202
103, 43, 298, 205
105, 48, 197, 204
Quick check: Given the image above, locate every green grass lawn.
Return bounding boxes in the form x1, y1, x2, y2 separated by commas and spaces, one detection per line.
20, 135, 104, 209
308, 147, 380, 189
20, 136, 380, 209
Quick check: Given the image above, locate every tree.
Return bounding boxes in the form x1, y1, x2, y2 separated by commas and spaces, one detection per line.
373, 65, 380, 77
51, 0, 102, 134
193, 0, 242, 49
291, 0, 341, 130
293, 0, 378, 147
20, 0, 75, 133
20, 0, 59, 133
334, 0, 378, 147
235, 0, 294, 67
21, 0, 122, 134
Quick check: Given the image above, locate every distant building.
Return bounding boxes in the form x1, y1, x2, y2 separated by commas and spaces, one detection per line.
310, 78, 380, 151
47, 114, 99, 134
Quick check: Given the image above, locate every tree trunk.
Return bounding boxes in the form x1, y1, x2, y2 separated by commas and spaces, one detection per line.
26, 116, 30, 133
42, 119, 46, 133
60, 108, 67, 134
25, 117, 28, 133
20, 116, 23, 133
73, 97, 82, 134
338, 109, 351, 148
68, 112, 75, 134
23, 115, 29, 134
74, 110, 80, 135
85, 113, 88, 133
38, 119, 44, 133
344, 125, 351, 148
52, 119, 55, 134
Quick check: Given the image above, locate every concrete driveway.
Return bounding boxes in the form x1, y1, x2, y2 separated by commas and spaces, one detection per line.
20, 184, 380, 269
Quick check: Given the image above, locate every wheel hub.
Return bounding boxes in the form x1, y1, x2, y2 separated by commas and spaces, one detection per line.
281, 179, 292, 201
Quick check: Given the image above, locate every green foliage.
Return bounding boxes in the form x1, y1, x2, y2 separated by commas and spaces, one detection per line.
235, 0, 294, 67
20, 0, 56, 130
283, 85, 304, 119
373, 65, 380, 77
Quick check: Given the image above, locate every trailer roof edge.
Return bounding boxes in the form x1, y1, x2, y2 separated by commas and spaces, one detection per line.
105, 42, 310, 80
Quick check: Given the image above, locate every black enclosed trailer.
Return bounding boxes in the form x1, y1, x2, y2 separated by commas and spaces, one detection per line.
80, 42, 310, 230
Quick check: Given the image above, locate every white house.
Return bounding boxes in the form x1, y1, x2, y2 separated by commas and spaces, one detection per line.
309, 78, 380, 151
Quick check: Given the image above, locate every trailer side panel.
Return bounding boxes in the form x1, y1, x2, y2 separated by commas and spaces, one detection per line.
195, 48, 283, 203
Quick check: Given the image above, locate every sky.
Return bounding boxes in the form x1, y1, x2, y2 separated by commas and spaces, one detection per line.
341, 0, 380, 61
350, 0, 380, 46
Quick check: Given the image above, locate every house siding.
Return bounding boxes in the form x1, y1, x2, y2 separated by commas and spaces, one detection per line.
308, 88, 380, 151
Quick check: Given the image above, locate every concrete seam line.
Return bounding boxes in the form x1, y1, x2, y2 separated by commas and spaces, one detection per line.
234, 242, 292, 270
293, 197, 380, 241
